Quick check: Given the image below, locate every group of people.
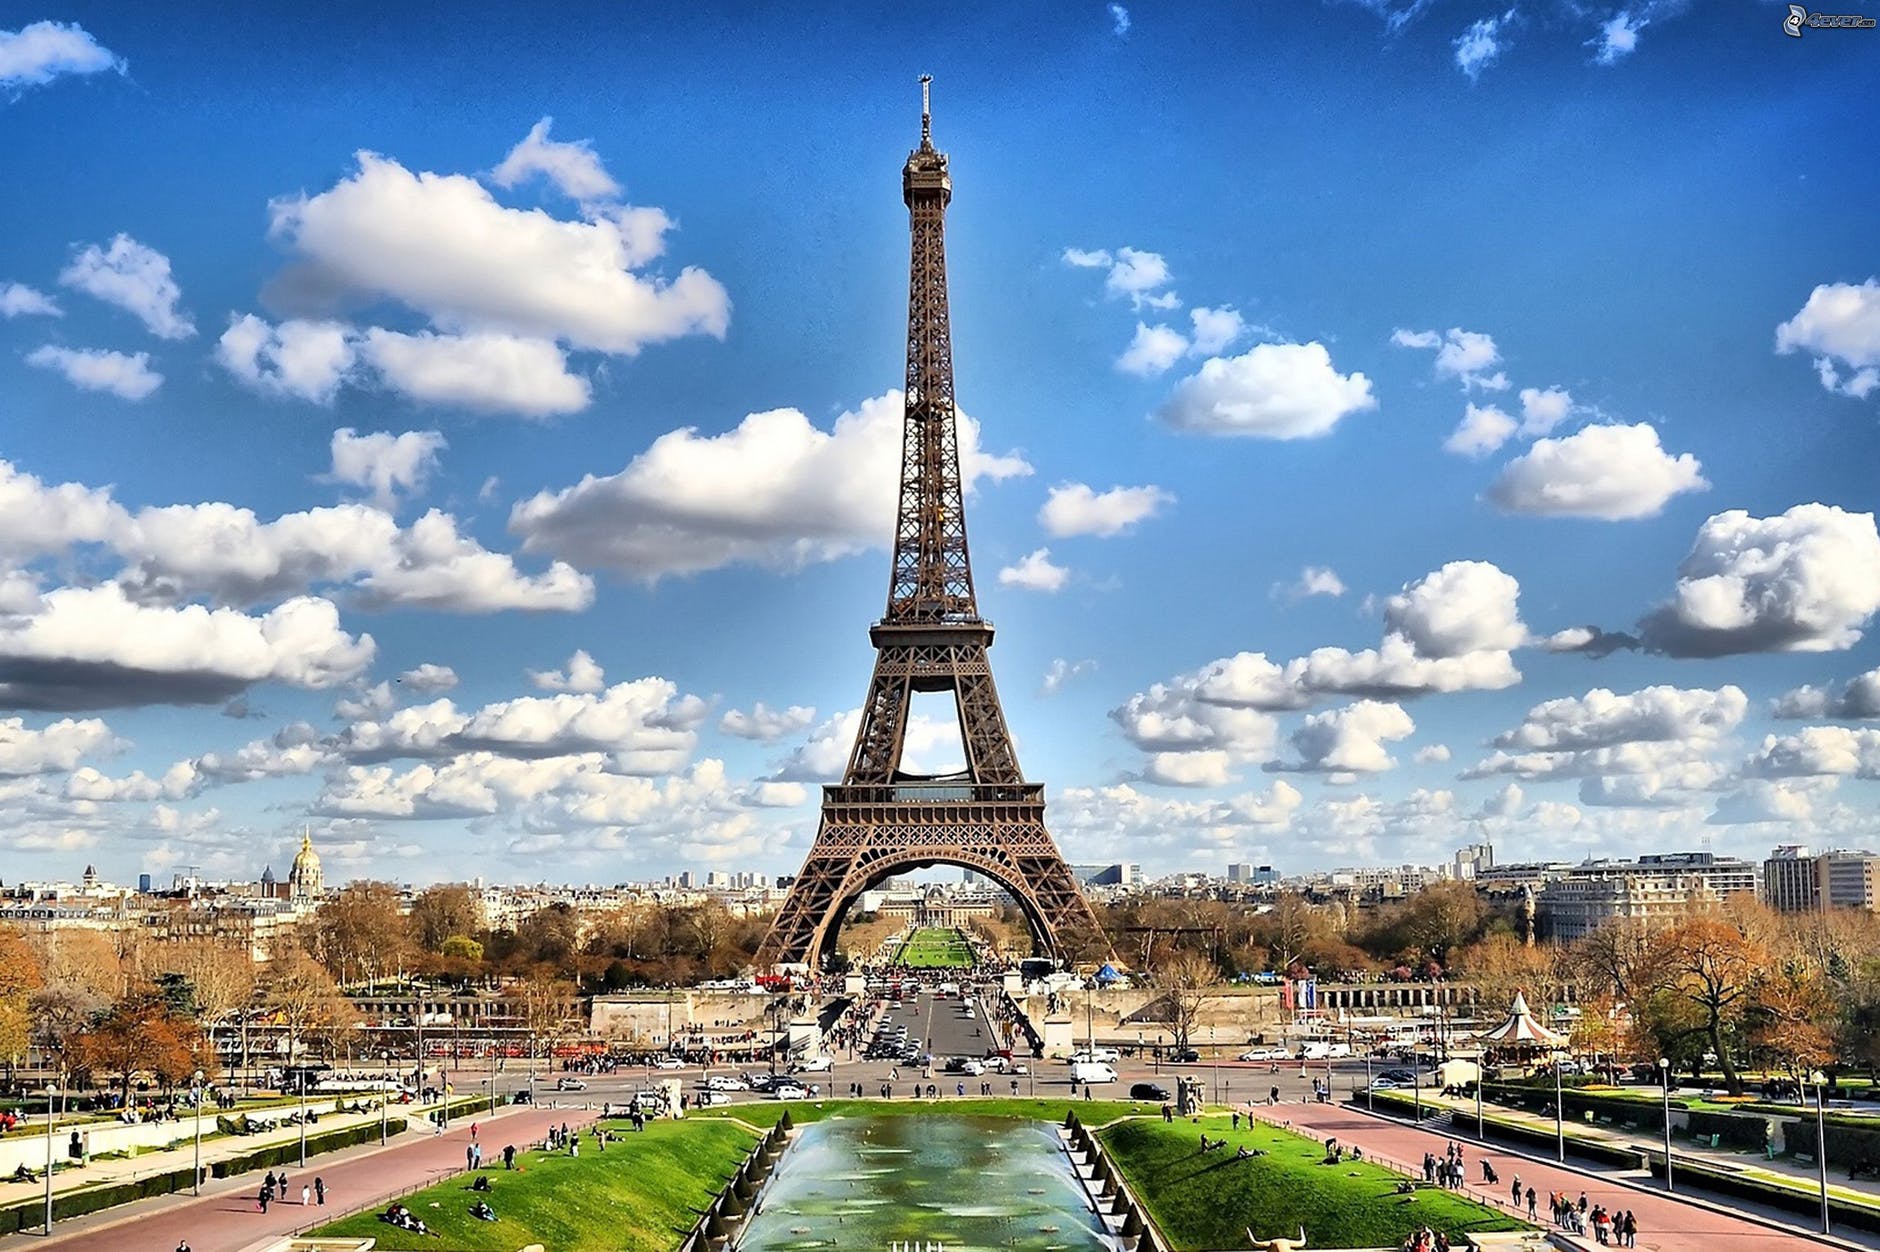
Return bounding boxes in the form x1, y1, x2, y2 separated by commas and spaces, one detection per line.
379, 1201, 435, 1236
1399, 1225, 1455, 1251
1420, 1141, 1469, 1189
1548, 1190, 1638, 1246
255, 1170, 324, 1212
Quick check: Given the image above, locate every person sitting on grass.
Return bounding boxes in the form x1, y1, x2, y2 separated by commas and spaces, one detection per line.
470, 1174, 492, 1192
470, 1199, 497, 1222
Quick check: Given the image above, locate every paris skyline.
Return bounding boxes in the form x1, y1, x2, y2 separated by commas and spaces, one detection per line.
2, 2, 1877, 886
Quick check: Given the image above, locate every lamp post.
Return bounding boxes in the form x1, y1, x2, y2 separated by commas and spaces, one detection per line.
298, 1071, 308, 1168
1365, 1053, 1373, 1113
1658, 1057, 1674, 1193
191, 1070, 204, 1197
1814, 1072, 1831, 1235
380, 1051, 390, 1145
42, 1082, 56, 1236
1475, 1064, 1485, 1139
1553, 1051, 1565, 1163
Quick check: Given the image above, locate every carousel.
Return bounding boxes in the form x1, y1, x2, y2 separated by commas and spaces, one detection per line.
1476, 990, 1569, 1073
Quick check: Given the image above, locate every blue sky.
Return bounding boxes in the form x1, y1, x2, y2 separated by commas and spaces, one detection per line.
2, 1, 1877, 887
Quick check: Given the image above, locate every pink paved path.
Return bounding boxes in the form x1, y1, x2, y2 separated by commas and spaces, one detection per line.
28, 1103, 594, 1252
1253, 1101, 1845, 1252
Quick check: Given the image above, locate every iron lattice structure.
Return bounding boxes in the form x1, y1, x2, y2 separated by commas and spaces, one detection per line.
757, 81, 1113, 972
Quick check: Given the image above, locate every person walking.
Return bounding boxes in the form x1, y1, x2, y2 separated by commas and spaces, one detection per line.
1510, 1175, 1522, 1208
300, 1183, 311, 1207
258, 1183, 271, 1214
1621, 1210, 1637, 1248
314, 1176, 325, 1206
1526, 1186, 1538, 1221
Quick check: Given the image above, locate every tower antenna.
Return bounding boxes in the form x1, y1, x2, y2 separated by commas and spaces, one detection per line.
920, 74, 932, 145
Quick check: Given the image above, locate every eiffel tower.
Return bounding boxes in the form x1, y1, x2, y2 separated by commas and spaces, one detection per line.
757, 80, 1112, 972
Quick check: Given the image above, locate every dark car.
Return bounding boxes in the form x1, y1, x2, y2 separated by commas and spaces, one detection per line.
1129, 1082, 1171, 1102
1171, 1049, 1200, 1063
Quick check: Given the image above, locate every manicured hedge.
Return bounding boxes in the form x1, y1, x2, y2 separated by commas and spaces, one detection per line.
1780, 1118, 1880, 1174
1643, 1154, 1880, 1236
212, 1115, 409, 1178
1366, 1091, 1645, 1169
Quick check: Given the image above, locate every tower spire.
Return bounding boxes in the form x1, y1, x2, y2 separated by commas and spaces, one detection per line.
920, 73, 932, 148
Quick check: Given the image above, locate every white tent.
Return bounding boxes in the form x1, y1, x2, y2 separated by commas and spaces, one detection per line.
1477, 990, 1568, 1050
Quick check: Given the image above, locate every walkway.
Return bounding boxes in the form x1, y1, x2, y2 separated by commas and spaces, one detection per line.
1250, 1099, 1865, 1252
7, 1102, 594, 1252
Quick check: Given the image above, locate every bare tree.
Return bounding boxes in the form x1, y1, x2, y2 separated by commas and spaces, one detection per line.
1153, 951, 1221, 1056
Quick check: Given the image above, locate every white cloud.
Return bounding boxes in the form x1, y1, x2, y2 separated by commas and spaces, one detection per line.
1061, 245, 1178, 310
509, 390, 1030, 579
268, 150, 728, 356
1590, 10, 1645, 63
998, 548, 1070, 593
0, 585, 373, 710
1041, 658, 1096, 696
1273, 566, 1347, 601
1709, 779, 1822, 825
336, 677, 706, 774
719, 702, 816, 741
1488, 423, 1707, 519
327, 428, 447, 510
773, 708, 965, 781
1109, 3, 1131, 35
1269, 700, 1416, 774
24, 345, 162, 400
334, 680, 396, 722
0, 283, 60, 318
58, 235, 193, 340
397, 663, 459, 694
63, 762, 201, 803
0, 21, 122, 90
1517, 386, 1575, 437
1158, 341, 1375, 439
1453, 10, 1514, 80
1384, 560, 1527, 657
528, 649, 606, 694
491, 117, 622, 204
1443, 402, 1517, 457
1777, 278, 1880, 399
1492, 684, 1746, 753
1188, 306, 1246, 356
1773, 668, 1880, 720
1414, 743, 1451, 764
1116, 322, 1188, 377
114, 501, 591, 613
216, 315, 355, 403
360, 329, 591, 418
0, 718, 117, 777
1054, 780, 1300, 855
1392, 326, 1508, 390
1639, 504, 1880, 656
1039, 482, 1173, 538
1742, 726, 1880, 780
0, 460, 121, 559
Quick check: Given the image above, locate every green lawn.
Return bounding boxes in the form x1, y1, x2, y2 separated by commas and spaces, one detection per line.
894, 926, 975, 968
311, 1117, 755, 1250
1100, 1115, 1531, 1251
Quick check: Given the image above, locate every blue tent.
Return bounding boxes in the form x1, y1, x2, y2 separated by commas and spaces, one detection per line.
1093, 963, 1122, 985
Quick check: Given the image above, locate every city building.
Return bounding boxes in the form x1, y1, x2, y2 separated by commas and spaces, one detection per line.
287, 830, 325, 902
1762, 845, 1880, 912
1537, 852, 1759, 941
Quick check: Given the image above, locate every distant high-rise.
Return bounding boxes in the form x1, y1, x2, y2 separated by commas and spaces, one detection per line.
1226, 863, 1253, 883
1763, 845, 1880, 912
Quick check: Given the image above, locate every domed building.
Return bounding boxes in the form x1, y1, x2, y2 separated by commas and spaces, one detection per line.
287, 829, 324, 902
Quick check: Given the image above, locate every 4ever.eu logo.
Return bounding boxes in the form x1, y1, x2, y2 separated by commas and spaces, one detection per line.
1785, 3, 1877, 34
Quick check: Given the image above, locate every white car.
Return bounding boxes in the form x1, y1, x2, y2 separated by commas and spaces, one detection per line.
792, 1056, 833, 1073
772, 1085, 809, 1100
653, 1056, 686, 1070
1238, 1046, 1290, 1062
704, 1075, 749, 1091
554, 1077, 587, 1091
693, 1089, 732, 1106
1070, 1047, 1120, 1064
958, 1059, 985, 1076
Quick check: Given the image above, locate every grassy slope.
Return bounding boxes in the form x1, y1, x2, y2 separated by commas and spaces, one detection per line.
693, 1096, 1158, 1128
311, 1117, 755, 1251
1101, 1115, 1530, 1251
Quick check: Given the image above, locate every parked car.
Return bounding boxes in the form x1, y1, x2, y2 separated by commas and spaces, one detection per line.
1238, 1046, 1290, 1062
704, 1076, 748, 1091
693, 1089, 731, 1107
792, 1056, 833, 1073
1170, 1049, 1201, 1063
1070, 1061, 1118, 1084
771, 1084, 809, 1100
554, 1077, 587, 1091
1070, 1046, 1120, 1064
1129, 1082, 1172, 1102
653, 1056, 686, 1070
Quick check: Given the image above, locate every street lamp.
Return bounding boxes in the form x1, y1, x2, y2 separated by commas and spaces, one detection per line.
1553, 1051, 1565, 1163
380, 1051, 390, 1145
191, 1070, 205, 1197
1658, 1057, 1674, 1193
1475, 1063, 1485, 1139
1365, 1053, 1373, 1113
42, 1082, 56, 1236
298, 1071, 308, 1169
1813, 1071, 1831, 1234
